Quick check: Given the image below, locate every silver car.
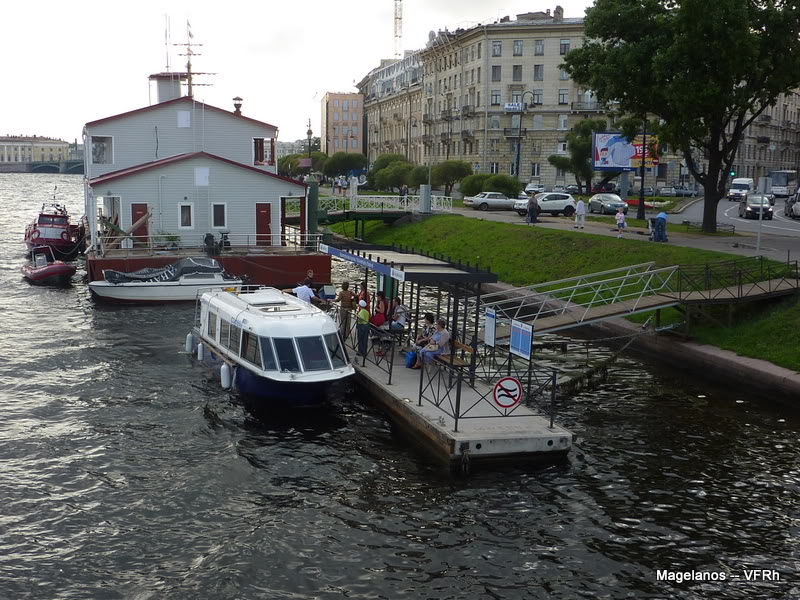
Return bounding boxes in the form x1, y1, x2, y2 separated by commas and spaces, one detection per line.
588, 193, 629, 215
463, 191, 515, 211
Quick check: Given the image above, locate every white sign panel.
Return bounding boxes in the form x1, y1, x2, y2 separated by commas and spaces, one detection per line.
484, 308, 496, 348
509, 319, 533, 360
194, 167, 210, 187
504, 102, 524, 112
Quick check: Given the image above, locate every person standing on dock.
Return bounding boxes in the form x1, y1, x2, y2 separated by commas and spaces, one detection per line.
356, 299, 370, 356
336, 281, 355, 339
357, 281, 371, 312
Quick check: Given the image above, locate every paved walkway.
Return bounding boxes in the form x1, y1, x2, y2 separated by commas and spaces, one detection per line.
453, 205, 799, 260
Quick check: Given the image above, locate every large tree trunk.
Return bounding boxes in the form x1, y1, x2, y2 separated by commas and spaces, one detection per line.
702, 151, 724, 233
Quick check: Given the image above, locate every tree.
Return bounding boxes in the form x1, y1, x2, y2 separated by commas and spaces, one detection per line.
371, 153, 407, 172
406, 165, 430, 192
546, 118, 607, 194
431, 160, 472, 196
323, 152, 368, 177
278, 154, 301, 177
483, 174, 521, 199
376, 161, 413, 192
563, 0, 800, 232
460, 173, 492, 197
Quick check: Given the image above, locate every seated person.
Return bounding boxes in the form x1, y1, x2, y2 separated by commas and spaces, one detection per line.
412, 319, 451, 368
414, 313, 436, 347
389, 297, 408, 330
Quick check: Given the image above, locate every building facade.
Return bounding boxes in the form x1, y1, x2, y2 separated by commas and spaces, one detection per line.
320, 92, 364, 156
0, 136, 70, 163
358, 6, 800, 191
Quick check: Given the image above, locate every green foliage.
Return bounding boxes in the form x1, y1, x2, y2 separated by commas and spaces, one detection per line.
407, 165, 430, 191
460, 173, 492, 197
431, 160, 472, 196
375, 161, 413, 192
563, 0, 800, 231
277, 154, 300, 177
547, 118, 607, 193
482, 174, 521, 198
323, 152, 368, 177
372, 153, 407, 172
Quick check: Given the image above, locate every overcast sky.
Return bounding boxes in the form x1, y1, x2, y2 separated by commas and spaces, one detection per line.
4, 0, 592, 144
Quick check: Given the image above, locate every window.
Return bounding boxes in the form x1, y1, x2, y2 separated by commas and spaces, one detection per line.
491, 65, 501, 82
333, 99, 339, 107
558, 89, 568, 104
532, 115, 544, 130
273, 338, 301, 372
212, 203, 226, 228
333, 112, 339, 121
492, 41, 502, 56
531, 162, 541, 177
241, 331, 262, 368
177, 110, 191, 128
534, 39, 544, 55
477, 67, 481, 83
477, 42, 481, 58
352, 111, 358, 121
534, 65, 544, 81
491, 90, 501, 105
90, 136, 113, 164
219, 320, 230, 348
532, 89, 543, 104
513, 40, 523, 56
490, 162, 500, 174
343, 111, 349, 121
352, 99, 358, 108
560, 39, 571, 55
556, 167, 567, 177
490, 115, 500, 129
559, 114, 569, 130
179, 203, 194, 229
297, 336, 332, 371
352, 125, 358, 135
259, 338, 278, 370
253, 138, 272, 165
512, 65, 522, 81
511, 91, 522, 104
557, 141, 568, 153
559, 68, 570, 81
351, 138, 357, 148
207, 311, 217, 338
229, 325, 241, 355
477, 91, 481, 106
343, 100, 349, 111
324, 333, 348, 368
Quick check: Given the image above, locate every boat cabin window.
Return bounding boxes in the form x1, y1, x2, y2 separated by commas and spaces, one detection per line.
183, 273, 218, 279
296, 336, 332, 371
219, 320, 230, 348
38, 215, 67, 226
259, 338, 278, 371
207, 310, 217, 339
272, 338, 301, 372
241, 331, 261, 368
324, 333, 348, 368
229, 324, 242, 356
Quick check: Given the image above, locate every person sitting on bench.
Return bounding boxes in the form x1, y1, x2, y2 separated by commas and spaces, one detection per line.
389, 297, 408, 330
411, 319, 450, 368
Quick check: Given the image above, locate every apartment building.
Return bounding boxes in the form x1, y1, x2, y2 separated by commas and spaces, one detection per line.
320, 92, 364, 156
0, 135, 70, 163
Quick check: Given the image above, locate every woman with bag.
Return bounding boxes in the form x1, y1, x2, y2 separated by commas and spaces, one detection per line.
411, 319, 450, 369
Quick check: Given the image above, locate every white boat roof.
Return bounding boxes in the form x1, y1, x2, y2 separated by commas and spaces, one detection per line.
202, 287, 337, 338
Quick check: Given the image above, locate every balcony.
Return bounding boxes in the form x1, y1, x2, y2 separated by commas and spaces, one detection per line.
503, 128, 528, 137
462, 104, 475, 117
461, 129, 475, 140
570, 101, 604, 112
422, 134, 433, 144
441, 109, 453, 120
399, 137, 407, 144
393, 112, 403, 121
440, 132, 451, 142
422, 113, 433, 124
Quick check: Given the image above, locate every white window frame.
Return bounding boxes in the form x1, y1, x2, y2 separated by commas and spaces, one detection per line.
559, 115, 569, 130
178, 202, 195, 230
534, 39, 544, 56
90, 135, 114, 165
211, 202, 228, 229
531, 162, 541, 177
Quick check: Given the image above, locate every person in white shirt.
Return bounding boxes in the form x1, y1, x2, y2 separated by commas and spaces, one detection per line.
574, 198, 586, 229
286, 277, 316, 303
389, 297, 408, 330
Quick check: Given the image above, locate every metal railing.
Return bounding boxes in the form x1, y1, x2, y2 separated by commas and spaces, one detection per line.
284, 197, 347, 215
664, 258, 799, 301
285, 195, 453, 215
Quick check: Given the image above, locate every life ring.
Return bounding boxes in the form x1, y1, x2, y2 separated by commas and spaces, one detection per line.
31, 229, 41, 240
61, 231, 69, 241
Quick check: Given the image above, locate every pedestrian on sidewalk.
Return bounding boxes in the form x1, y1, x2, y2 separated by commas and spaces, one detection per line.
655, 211, 669, 242
615, 207, 626, 238
527, 194, 539, 224
574, 197, 586, 229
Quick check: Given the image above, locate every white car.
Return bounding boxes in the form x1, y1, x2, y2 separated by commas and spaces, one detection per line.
463, 191, 515, 211
552, 185, 567, 193
525, 182, 545, 194
514, 192, 577, 217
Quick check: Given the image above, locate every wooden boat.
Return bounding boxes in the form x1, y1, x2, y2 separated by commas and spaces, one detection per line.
88, 257, 243, 302
21, 250, 76, 285
188, 287, 354, 405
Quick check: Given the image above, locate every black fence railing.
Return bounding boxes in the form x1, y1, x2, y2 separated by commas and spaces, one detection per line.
667, 258, 799, 301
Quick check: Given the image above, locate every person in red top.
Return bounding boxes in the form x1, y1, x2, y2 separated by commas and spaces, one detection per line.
356, 281, 371, 312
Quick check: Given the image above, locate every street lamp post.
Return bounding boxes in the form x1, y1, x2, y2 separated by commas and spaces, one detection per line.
516, 91, 536, 184
637, 118, 648, 222
306, 119, 313, 165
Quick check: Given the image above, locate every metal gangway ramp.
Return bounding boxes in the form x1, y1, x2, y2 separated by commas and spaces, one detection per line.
478, 258, 799, 336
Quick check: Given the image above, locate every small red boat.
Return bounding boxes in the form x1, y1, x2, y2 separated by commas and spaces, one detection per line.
23, 187, 82, 258
21, 250, 77, 285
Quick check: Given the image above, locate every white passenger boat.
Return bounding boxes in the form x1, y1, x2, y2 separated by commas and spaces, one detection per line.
88, 257, 243, 302
188, 287, 354, 405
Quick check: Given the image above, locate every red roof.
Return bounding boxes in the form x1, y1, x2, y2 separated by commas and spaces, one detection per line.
88, 151, 307, 188
85, 96, 278, 131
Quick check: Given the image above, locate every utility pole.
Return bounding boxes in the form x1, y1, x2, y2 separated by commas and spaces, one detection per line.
637, 118, 648, 221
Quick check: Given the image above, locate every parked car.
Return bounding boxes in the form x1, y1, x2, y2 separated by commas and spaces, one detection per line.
738, 194, 773, 220
463, 191, 515, 211
786, 193, 800, 219
525, 182, 545, 194
565, 184, 581, 194
588, 193, 629, 215
671, 185, 698, 197
513, 192, 577, 217
517, 191, 530, 201
552, 185, 567, 193
591, 182, 616, 193
634, 186, 656, 196
658, 186, 676, 197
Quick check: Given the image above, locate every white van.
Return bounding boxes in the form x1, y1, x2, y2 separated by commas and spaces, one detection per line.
727, 178, 755, 201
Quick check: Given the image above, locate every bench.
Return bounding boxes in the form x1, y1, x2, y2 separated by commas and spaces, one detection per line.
435, 340, 475, 368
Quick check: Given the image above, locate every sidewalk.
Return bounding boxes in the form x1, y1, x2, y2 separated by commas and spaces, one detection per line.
452, 207, 799, 259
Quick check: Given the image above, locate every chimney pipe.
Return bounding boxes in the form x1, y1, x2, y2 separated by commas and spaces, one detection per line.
233, 96, 243, 116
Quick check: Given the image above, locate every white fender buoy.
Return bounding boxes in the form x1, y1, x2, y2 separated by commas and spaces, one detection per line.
221, 363, 232, 389
197, 343, 204, 361
185, 333, 193, 353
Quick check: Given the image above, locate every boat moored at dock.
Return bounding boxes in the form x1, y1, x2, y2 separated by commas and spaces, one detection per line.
189, 287, 354, 406
23, 198, 82, 258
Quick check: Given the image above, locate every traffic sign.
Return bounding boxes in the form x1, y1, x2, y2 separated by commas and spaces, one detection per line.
493, 377, 523, 409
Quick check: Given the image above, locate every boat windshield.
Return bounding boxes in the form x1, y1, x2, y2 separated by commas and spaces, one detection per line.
38, 215, 68, 225
272, 338, 301, 372
324, 333, 348, 368
258, 337, 278, 370
296, 336, 332, 371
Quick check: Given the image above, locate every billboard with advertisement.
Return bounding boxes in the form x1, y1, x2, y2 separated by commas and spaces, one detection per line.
592, 132, 659, 171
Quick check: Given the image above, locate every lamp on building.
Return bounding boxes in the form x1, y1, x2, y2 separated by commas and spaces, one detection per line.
233, 97, 243, 116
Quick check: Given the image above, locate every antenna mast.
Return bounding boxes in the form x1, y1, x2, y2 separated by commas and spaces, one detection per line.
174, 21, 215, 97
394, 0, 403, 58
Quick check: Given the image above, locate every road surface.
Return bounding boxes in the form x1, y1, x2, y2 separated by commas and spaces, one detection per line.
667, 197, 800, 238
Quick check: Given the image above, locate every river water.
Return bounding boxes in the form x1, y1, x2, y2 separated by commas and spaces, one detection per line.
1, 173, 797, 600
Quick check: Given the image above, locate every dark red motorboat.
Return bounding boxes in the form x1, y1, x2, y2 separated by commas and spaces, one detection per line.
21, 249, 76, 285
23, 187, 82, 258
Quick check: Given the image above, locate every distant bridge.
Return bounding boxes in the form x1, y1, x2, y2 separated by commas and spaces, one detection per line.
0, 159, 84, 174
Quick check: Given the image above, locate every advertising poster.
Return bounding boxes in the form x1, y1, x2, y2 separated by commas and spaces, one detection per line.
593, 132, 659, 171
